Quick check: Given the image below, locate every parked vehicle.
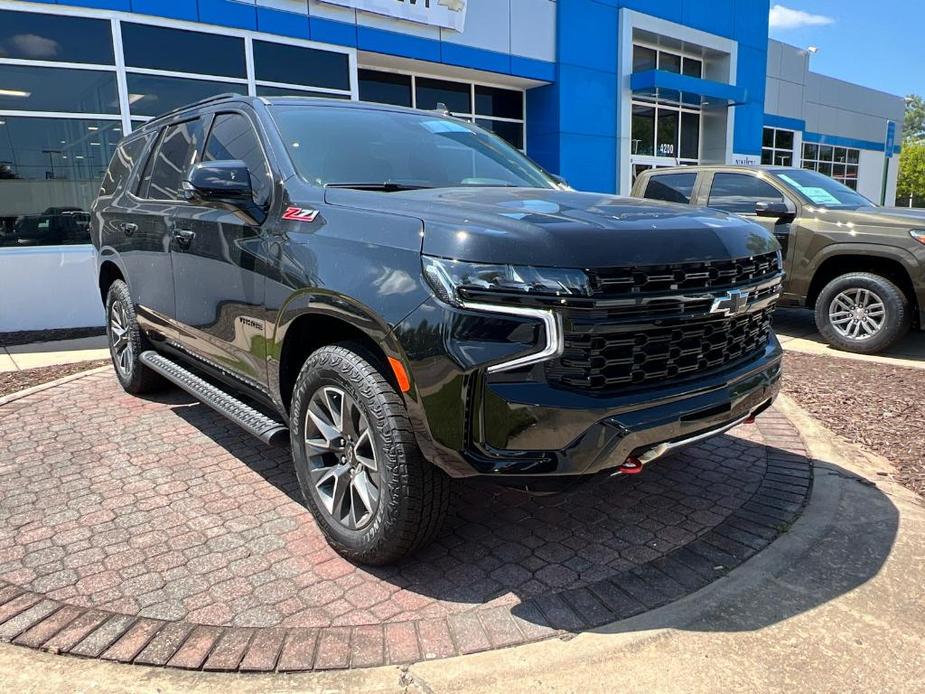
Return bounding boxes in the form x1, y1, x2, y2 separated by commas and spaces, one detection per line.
633, 165, 925, 354
92, 95, 783, 564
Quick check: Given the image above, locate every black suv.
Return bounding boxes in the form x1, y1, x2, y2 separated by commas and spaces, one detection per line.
92, 95, 783, 564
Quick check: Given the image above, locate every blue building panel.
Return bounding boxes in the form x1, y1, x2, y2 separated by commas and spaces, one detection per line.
733, 44, 769, 156
309, 16, 358, 47
65, 0, 130, 9
257, 7, 310, 40
197, 0, 256, 30
131, 0, 198, 21
558, 0, 618, 74
440, 42, 511, 75
559, 133, 617, 193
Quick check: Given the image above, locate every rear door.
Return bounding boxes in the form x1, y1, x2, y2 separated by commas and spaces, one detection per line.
123, 117, 206, 341
170, 109, 273, 391
703, 172, 797, 275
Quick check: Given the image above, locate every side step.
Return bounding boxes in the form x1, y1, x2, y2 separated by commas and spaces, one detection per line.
139, 350, 289, 447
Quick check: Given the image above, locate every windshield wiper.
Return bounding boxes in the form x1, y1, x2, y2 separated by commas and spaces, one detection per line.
325, 182, 433, 192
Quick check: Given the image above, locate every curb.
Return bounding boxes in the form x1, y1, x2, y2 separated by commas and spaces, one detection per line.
0, 365, 112, 408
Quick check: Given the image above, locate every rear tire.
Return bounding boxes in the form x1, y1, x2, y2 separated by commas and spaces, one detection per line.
814, 272, 911, 354
105, 280, 165, 394
290, 344, 450, 565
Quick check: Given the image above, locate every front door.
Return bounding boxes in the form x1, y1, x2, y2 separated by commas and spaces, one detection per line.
171, 110, 274, 392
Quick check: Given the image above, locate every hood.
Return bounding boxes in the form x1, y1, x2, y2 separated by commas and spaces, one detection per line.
324, 187, 778, 267
812, 205, 925, 231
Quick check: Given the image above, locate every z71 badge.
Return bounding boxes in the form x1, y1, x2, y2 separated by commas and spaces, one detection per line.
282, 207, 320, 223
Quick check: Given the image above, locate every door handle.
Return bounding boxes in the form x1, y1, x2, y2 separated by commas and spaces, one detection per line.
173, 228, 195, 247
118, 222, 137, 237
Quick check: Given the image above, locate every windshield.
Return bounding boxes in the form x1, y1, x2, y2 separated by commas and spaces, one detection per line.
774, 169, 874, 209
270, 105, 555, 190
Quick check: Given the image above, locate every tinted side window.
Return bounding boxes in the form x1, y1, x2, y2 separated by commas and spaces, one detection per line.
708, 173, 784, 214
100, 135, 151, 197
644, 173, 697, 204
140, 119, 204, 200
203, 113, 271, 206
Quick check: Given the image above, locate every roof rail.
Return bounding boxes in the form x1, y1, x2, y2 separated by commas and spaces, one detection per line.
144, 92, 246, 125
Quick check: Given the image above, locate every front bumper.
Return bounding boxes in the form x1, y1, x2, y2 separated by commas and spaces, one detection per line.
394, 295, 783, 479
468, 338, 781, 478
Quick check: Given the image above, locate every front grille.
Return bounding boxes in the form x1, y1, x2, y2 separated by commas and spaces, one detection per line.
548, 309, 775, 392
544, 252, 781, 394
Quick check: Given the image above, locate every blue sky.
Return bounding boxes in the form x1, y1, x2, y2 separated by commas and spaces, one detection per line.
768, 2, 923, 97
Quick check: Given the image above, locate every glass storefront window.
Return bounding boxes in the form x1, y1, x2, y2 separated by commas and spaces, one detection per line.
761, 127, 796, 167
633, 45, 657, 72
256, 86, 350, 99
680, 111, 700, 160
0, 9, 114, 65
415, 77, 471, 113
659, 52, 681, 74
475, 119, 524, 150
656, 109, 679, 157
803, 142, 860, 189
0, 117, 122, 247
121, 23, 246, 78
359, 70, 412, 107
127, 73, 235, 118
253, 40, 350, 91
0, 64, 119, 114
632, 105, 655, 156
475, 85, 523, 120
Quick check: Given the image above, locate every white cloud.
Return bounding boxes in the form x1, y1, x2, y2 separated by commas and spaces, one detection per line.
769, 4, 835, 30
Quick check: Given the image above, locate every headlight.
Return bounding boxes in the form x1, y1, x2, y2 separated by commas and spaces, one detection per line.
910, 230, 925, 246
422, 256, 572, 374
422, 256, 593, 308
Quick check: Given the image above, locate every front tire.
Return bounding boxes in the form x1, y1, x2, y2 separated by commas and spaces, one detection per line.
290, 345, 450, 565
105, 280, 165, 394
815, 272, 911, 354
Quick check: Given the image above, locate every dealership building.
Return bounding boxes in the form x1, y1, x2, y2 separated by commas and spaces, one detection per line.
0, 0, 906, 331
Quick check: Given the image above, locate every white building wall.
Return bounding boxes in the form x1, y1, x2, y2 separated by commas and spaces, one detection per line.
0, 247, 103, 332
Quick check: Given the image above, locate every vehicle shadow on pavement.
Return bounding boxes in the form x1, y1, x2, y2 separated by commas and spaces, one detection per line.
159, 390, 898, 636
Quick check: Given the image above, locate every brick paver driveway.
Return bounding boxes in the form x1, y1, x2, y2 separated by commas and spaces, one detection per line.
0, 368, 811, 671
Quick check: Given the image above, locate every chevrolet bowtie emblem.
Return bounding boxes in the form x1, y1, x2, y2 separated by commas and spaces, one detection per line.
438, 0, 466, 11
710, 289, 752, 316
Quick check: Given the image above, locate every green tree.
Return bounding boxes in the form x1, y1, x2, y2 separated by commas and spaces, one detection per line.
904, 94, 925, 143
896, 140, 925, 207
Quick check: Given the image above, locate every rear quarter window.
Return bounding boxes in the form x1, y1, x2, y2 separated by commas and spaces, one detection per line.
643, 172, 697, 204
99, 134, 151, 197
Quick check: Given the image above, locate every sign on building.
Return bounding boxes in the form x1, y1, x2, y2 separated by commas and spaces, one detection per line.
319, 0, 467, 31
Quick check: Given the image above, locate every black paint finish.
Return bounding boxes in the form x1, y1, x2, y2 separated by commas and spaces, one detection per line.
92, 96, 783, 481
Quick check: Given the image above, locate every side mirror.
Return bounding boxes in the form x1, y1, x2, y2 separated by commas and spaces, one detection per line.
755, 200, 794, 218
183, 160, 253, 202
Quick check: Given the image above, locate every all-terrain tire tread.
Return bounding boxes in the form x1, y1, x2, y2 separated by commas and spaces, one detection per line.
290, 344, 450, 564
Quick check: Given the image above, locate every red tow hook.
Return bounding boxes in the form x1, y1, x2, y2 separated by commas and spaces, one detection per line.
619, 457, 645, 475
744, 416, 757, 424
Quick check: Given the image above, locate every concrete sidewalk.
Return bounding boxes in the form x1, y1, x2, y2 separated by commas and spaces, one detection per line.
774, 307, 925, 370
0, 335, 108, 372
0, 395, 921, 693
